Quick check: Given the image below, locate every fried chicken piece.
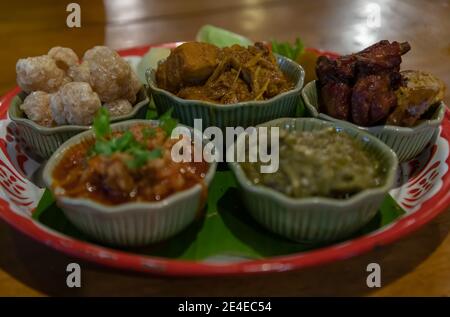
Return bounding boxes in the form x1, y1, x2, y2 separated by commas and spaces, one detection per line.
319, 82, 351, 121
316, 41, 410, 84
356, 40, 411, 75
387, 70, 446, 126
316, 55, 356, 85
316, 40, 412, 126
316, 40, 446, 128
351, 74, 397, 126
316, 55, 356, 121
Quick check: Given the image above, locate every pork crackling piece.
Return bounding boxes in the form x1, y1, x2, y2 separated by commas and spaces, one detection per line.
20, 91, 55, 127
16, 55, 66, 93
103, 99, 133, 117
48, 47, 79, 71
123, 69, 142, 104
50, 82, 101, 125
67, 61, 91, 83
83, 46, 132, 102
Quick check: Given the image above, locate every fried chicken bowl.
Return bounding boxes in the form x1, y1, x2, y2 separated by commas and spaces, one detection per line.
301, 40, 446, 161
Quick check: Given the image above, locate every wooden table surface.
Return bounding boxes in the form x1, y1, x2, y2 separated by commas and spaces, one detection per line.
1, 0, 450, 296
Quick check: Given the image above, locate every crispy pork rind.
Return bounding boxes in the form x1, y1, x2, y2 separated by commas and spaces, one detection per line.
49, 92, 65, 125
20, 91, 55, 127
83, 46, 132, 102
50, 82, 101, 125
48, 46, 79, 71
67, 61, 90, 83
124, 69, 142, 104
16, 55, 66, 93
103, 99, 133, 117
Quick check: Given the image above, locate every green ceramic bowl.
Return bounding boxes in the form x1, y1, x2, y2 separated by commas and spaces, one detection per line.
43, 119, 217, 247
8, 88, 150, 160
146, 54, 305, 131
301, 80, 446, 162
228, 118, 398, 243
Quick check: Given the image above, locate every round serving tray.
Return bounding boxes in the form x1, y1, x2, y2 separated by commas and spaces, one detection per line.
0, 43, 449, 276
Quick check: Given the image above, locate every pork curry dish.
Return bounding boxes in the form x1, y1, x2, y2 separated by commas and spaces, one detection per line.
156, 42, 294, 104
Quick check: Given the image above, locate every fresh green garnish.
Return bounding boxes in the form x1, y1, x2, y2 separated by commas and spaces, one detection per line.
93, 107, 111, 140
90, 109, 163, 169
91, 132, 136, 156
159, 108, 178, 136
271, 38, 304, 61
143, 127, 157, 139
126, 148, 162, 170
91, 139, 114, 156
112, 131, 135, 151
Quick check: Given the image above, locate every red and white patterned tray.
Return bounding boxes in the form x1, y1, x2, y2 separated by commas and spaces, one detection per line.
0, 44, 449, 276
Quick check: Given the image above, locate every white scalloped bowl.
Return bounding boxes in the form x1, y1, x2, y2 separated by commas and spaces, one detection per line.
42, 119, 217, 247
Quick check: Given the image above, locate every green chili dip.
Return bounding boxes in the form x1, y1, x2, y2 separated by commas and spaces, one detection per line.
241, 127, 387, 199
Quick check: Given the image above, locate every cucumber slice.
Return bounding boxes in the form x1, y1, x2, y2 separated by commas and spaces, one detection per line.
136, 47, 171, 84
196, 24, 252, 48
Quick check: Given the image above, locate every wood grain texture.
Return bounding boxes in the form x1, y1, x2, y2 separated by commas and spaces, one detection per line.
0, 0, 449, 296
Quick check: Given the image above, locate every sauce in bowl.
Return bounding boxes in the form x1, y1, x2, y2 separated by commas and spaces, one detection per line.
52, 124, 209, 205
241, 127, 387, 199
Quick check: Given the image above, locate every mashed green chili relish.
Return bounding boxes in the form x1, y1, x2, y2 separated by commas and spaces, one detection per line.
241, 127, 386, 199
